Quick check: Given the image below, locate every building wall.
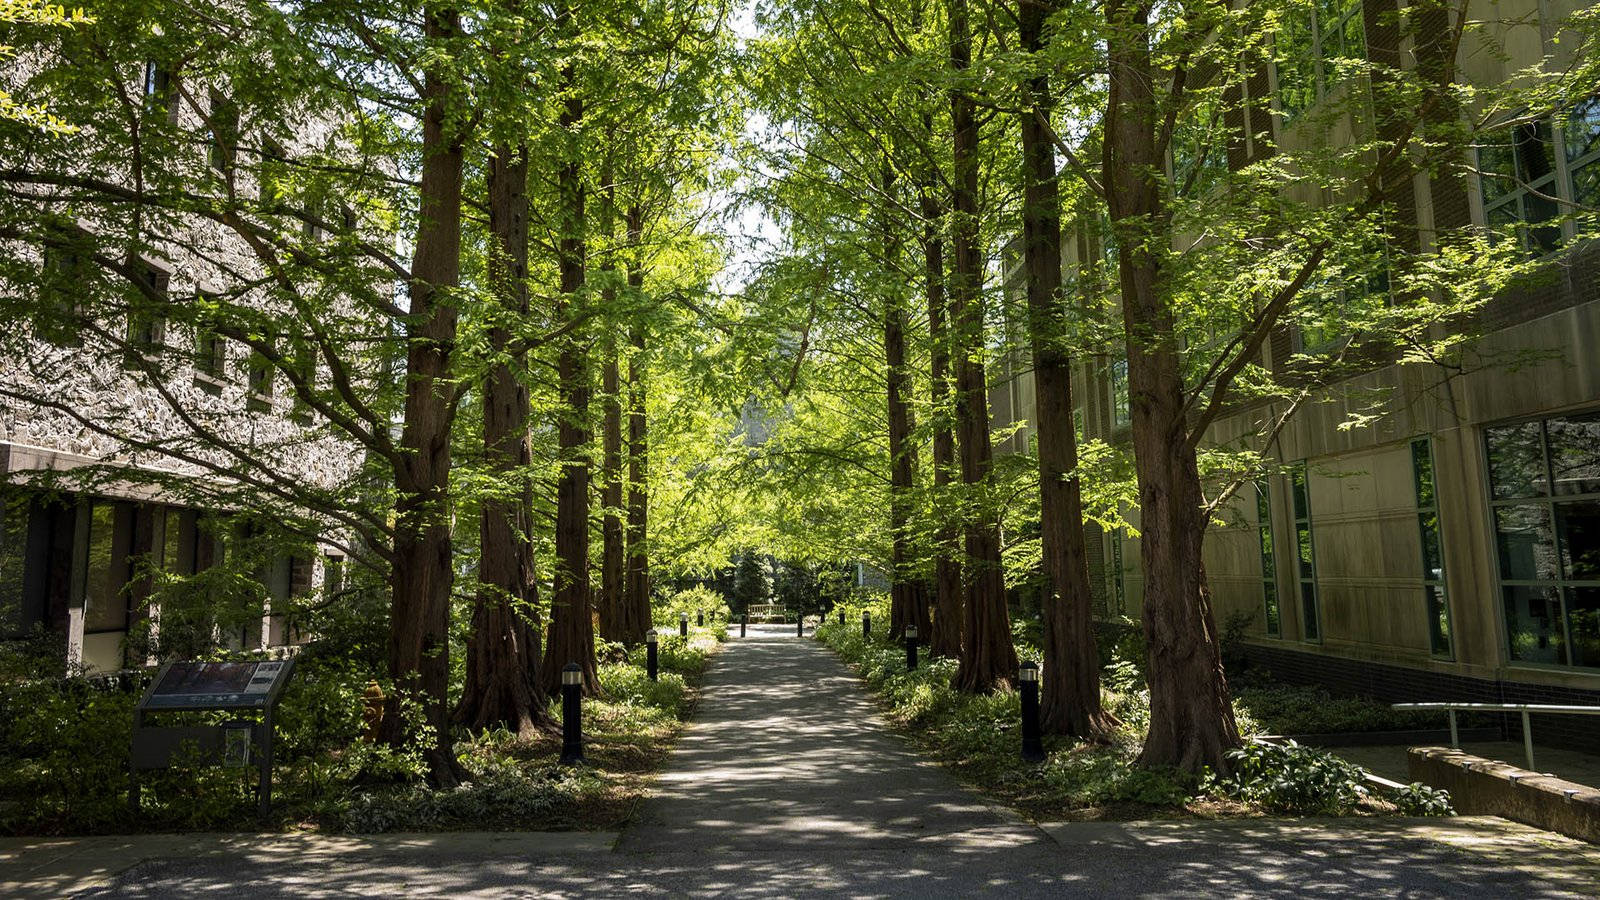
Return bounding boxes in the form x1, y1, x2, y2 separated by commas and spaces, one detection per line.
988, 0, 1600, 717
0, 72, 365, 674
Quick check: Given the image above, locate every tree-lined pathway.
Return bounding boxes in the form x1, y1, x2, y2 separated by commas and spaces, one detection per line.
8, 627, 1597, 897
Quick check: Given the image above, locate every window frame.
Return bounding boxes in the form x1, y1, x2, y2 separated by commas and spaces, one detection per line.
1483, 411, 1600, 671
1257, 479, 1283, 637
1274, 0, 1368, 124
1109, 358, 1131, 430
126, 262, 169, 358
1411, 437, 1453, 659
1290, 461, 1322, 642
1475, 98, 1600, 254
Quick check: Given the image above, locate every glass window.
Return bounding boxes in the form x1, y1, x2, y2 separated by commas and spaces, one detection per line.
1569, 587, 1600, 669
83, 502, 126, 633
1487, 411, 1600, 669
1486, 421, 1547, 499
127, 264, 168, 355
1546, 412, 1600, 497
1110, 359, 1130, 429
247, 341, 274, 412
1290, 463, 1320, 641
1276, 0, 1367, 122
1413, 439, 1451, 657
40, 240, 89, 347
1478, 97, 1600, 252
1257, 480, 1282, 637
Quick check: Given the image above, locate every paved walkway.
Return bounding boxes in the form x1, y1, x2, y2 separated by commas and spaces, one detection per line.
7, 625, 1600, 897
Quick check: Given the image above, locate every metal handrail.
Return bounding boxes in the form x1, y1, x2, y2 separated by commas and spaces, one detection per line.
1391, 702, 1600, 771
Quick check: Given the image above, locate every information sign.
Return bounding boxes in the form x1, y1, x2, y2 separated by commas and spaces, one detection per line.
143, 660, 292, 710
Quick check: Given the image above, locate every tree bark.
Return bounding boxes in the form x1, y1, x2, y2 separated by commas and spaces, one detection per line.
1019, 0, 1116, 740
381, 5, 469, 786
456, 144, 555, 738
1103, 0, 1239, 772
541, 55, 600, 695
623, 203, 651, 644
921, 168, 962, 660
598, 166, 626, 645
883, 164, 930, 641
948, 0, 1017, 693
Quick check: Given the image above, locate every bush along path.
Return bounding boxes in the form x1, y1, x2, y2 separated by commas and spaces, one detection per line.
816, 597, 1452, 823
0, 598, 729, 836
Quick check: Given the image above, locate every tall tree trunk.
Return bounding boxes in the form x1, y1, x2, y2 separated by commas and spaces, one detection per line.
623, 204, 651, 644
948, 0, 1017, 693
541, 56, 600, 695
1019, 0, 1116, 740
920, 151, 961, 660
382, 6, 469, 786
598, 165, 626, 645
1103, 0, 1239, 772
456, 145, 555, 738
883, 164, 930, 641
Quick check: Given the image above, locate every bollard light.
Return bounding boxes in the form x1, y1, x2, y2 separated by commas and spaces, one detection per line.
905, 624, 919, 671
646, 630, 659, 681
560, 663, 584, 765
740, 612, 747, 638
698, 609, 705, 627
1019, 661, 1044, 763
679, 611, 688, 637
797, 613, 804, 637
863, 610, 871, 639
839, 609, 845, 626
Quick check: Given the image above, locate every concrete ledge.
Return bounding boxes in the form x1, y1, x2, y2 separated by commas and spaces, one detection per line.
1409, 746, 1600, 844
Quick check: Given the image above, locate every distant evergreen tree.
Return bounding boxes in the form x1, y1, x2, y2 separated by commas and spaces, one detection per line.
732, 550, 768, 614
772, 559, 812, 614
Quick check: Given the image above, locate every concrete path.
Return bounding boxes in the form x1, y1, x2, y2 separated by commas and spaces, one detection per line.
8, 624, 1600, 897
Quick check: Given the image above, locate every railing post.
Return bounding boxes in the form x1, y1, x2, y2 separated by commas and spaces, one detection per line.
1522, 708, 1536, 771
1449, 708, 1458, 749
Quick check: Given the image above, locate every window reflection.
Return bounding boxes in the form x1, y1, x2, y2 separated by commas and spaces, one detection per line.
1488, 412, 1600, 669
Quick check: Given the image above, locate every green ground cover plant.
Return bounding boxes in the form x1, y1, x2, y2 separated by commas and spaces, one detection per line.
0, 612, 723, 836
818, 596, 1453, 821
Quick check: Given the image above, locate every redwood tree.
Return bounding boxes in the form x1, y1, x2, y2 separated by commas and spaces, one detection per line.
622, 203, 652, 644
456, 141, 555, 738
541, 49, 600, 695
948, 0, 1017, 693
381, 5, 471, 785
1019, 0, 1115, 739
1102, 0, 1239, 770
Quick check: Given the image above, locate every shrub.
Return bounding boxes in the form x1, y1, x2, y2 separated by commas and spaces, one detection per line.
1389, 782, 1454, 816
1204, 740, 1369, 815
654, 587, 730, 637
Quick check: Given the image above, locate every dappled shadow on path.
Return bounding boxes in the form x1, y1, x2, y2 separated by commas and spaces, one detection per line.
83, 628, 1598, 897
617, 624, 1027, 853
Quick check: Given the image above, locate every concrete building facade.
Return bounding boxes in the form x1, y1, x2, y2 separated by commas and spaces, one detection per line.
0, 61, 364, 674
992, 0, 1600, 743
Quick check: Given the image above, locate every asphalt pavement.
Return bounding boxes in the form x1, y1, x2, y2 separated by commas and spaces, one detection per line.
9, 623, 1600, 898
